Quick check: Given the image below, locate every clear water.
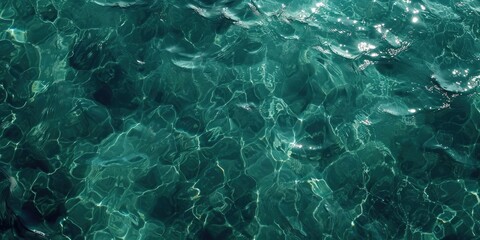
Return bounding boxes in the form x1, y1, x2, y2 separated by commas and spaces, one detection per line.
0, 0, 480, 239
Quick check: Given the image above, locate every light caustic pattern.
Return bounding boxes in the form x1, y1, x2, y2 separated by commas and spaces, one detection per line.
0, 0, 480, 239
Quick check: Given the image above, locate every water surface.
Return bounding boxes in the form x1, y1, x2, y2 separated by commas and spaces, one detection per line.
1, 0, 480, 239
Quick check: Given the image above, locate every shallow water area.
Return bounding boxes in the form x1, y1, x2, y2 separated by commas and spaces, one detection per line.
0, 0, 480, 239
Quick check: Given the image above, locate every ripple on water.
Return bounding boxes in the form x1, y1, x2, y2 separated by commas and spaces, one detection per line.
3, 0, 480, 239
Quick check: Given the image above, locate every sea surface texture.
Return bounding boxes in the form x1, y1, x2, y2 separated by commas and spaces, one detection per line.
0, 0, 480, 239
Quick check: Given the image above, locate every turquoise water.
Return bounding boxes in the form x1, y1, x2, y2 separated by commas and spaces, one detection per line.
1, 0, 480, 239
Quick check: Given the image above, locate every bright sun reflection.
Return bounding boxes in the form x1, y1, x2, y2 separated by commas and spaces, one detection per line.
357, 42, 376, 52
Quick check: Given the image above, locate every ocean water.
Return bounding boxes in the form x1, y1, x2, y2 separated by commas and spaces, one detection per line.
0, 0, 480, 239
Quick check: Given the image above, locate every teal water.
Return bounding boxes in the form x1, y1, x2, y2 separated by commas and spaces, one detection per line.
1, 0, 480, 239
